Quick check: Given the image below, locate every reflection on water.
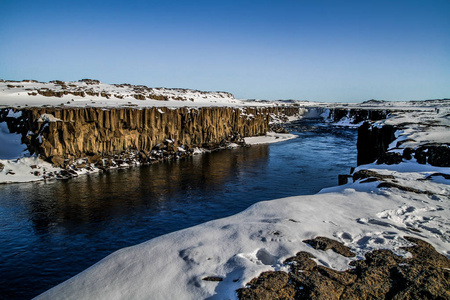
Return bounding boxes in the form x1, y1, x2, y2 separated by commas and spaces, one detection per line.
0, 122, 357, 299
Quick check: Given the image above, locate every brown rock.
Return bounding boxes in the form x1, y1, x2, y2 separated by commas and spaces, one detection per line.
238, 237, 450, 300
237, 271, 296, 300
50, 155, 65, 167
352, 169, 395, 182
284, 251, 317, 272
87, 154, 101, 164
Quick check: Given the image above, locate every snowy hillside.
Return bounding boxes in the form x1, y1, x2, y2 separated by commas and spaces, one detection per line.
0, 79, 247, 108
35, 109, 450, 299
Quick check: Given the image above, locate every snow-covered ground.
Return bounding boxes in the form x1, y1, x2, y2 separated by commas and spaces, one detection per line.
244, 132, 297, 145
34, 108, 449, 299
0, 80, 273, 108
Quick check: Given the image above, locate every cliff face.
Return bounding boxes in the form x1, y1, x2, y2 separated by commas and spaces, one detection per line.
0, 106, 300, 166
327, 108, 391, 123
356, 122, 397, 166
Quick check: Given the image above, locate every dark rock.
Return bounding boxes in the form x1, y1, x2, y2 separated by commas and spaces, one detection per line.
357, 122, 396, 166
303, 236, 355, 258
237, 271, 296, 300
338, 174, 351, 185
415, 144, 450, 167
376, 152, 403, 165
353, 170, 394, 182
377, 182, 433, 195
425, 173, 450, 180
202, 276, 223, 282
402, 147, 414, 160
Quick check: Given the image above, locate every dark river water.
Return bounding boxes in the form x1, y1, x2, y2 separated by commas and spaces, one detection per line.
0, 121, 357, 299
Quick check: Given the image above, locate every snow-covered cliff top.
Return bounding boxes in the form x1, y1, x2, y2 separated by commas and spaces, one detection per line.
0, 79, 252, 108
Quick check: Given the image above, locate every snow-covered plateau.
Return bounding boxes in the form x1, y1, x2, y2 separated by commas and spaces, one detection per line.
0, 79, 449, 299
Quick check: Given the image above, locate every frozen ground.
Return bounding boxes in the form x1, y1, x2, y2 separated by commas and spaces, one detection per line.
35, 109, 449, 299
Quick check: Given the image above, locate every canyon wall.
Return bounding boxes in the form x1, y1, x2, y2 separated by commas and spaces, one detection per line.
0, 106, 300, 166
356, 122, 396, 166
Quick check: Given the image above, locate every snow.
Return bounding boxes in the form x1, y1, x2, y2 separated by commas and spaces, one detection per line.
0, 80, 276, 109
244, 132, 297, 145
6, 108, 22, 118
0, 122, 27, 159
0, 156, 62, 183
35, 108, 450, 300
36, 114, 63, 122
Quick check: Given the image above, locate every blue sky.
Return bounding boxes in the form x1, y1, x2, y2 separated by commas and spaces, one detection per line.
1, 0, 449, 102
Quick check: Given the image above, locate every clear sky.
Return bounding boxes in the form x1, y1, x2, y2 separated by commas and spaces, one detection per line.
0, 0, 449, 102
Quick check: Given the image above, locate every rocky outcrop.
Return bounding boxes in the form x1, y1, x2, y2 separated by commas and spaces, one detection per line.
325, 108, 391, 124
356, 121, 450, 167
0, 106, 300, 167
237, 237, 450, 300
356, 122, 397, 166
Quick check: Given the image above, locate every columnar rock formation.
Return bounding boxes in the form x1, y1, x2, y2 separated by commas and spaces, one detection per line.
356, 122, 396, 166
0, 106, 300, 166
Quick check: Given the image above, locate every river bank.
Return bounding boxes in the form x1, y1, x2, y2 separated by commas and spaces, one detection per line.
35, 107, 449, 299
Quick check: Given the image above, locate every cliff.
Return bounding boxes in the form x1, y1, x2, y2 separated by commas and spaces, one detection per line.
356, 122, 396, 166
0, 106, 300, 167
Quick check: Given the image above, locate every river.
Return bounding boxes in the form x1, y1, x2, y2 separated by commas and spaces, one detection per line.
0, 120, 357, 299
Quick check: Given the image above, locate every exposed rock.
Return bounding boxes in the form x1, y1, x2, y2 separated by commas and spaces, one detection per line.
237, 271, 296, 300
284, 251, 317, 272
238, 237, 450, 300
352, 170, 395, 182
415, 144, 450, 167
0, 106, 300, 168
326, 108, 391, 124
303, 236, 355, 258
376, 151, 403, 165
377, 182, 434, 195
338, 174, 352, 185
426, 172, 450, 180
402, 147, 414, 160
0, 162, 4, 172
87, 154, 101, 164
202, 276, 223, 282
357, 122, 396, 166
50, 155, 65, 167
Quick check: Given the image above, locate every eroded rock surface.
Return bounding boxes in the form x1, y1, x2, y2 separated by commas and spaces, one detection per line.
0, 106, 299, 167
238, 236, 450, 300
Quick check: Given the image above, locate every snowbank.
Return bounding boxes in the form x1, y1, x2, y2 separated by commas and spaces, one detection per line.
244, 132, 297, 145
